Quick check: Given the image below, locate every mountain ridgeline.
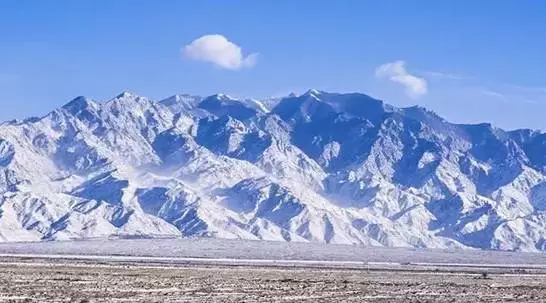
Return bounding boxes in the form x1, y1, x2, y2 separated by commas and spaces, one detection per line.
0, 89, 545, 251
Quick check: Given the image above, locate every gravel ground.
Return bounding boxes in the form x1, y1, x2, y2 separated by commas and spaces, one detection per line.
0, 259, 545, 302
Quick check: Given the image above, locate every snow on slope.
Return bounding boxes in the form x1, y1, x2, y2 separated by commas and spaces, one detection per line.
0, 90, 544, 251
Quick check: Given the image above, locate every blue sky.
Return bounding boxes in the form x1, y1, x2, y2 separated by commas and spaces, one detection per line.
1, 1, 546, 130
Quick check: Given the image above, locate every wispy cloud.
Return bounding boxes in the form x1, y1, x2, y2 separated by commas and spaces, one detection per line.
502, 83, 546, 93
478, 89, 508, 102
183, 34, 258, 70
416, 67, 546, 105
375, 61, 428, 98
503, 85, 546, 104
420, 71, 468, 81
477, 86, 546, 105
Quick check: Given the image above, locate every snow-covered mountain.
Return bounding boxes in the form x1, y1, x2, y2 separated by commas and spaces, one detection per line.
0, 89, 545, 251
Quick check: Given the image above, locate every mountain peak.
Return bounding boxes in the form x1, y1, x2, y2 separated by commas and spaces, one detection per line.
62, 96, 97, 114
114, 91, 139, 100
199, 94, 259, 120
211, 93, 236, 101
105, 91, 150, 106
160, 94, 201, 106
303, 88, 323, 97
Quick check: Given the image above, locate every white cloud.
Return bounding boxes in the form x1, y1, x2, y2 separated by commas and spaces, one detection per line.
375, 61, 428, 98
183, 34, 258, 70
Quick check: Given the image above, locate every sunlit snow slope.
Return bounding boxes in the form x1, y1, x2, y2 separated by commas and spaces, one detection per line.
0, 89, 545, 251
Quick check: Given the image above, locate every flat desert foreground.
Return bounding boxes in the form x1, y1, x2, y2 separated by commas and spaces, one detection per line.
0, 239, 545, 302
0, 258, 545, 302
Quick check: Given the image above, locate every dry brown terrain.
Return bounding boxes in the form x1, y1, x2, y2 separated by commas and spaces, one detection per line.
0, 258, 545, 302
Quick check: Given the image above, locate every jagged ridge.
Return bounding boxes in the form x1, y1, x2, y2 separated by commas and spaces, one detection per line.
0, 89, 544, 251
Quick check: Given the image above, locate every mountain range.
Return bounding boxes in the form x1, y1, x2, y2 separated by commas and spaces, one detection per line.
0, 89, 545, 251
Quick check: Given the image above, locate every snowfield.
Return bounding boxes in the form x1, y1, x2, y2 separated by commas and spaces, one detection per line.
0, 90, 545, 251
